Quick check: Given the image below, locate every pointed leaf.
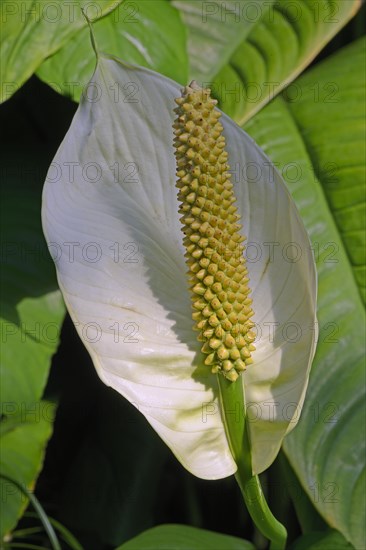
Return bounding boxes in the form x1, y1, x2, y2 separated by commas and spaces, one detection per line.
0, 0, 122, 103
42, 54, 316, 480
245, 91, 365, 547
36, 0, 188, 101
115, 524, 254, 550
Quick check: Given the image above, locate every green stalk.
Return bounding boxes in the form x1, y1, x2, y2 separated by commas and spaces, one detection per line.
218, 376, 287, 550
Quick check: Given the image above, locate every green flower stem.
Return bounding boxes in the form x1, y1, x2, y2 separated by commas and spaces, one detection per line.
218, 376, 287, 550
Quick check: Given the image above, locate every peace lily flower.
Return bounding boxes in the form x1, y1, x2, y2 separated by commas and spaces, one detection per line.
42, 53, 317, 482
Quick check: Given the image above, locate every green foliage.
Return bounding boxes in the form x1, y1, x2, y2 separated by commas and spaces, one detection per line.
172, 0, 275, 82
37, 0, 189, 101
0, 191, 64, 404
0, 0, 122, 102
0, 0, 365, 548
0, 183, 65, 536
174, 0, 361, 123
245, 38, 365, 548
282, 37, 366, 303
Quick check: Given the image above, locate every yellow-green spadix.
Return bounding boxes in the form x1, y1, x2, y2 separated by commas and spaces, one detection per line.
173, 82, 255, 382
42, 54, 317, 480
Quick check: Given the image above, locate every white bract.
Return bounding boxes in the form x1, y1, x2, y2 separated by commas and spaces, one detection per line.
42, 54, 317, 480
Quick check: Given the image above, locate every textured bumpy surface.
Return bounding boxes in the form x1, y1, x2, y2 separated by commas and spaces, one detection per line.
173, 82, 255, 381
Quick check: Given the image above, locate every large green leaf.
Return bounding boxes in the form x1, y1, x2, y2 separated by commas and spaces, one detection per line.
212, 0, 361, 124
245, 41, 365, 548
36, 0, 188, 101
116, 524, 254, 550
0, 175, 65, 535
283, 37, 366, 303
0, 0, 122, 103
171, 0, 274, 82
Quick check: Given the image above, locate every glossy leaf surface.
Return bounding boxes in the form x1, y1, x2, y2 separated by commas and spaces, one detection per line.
212, 0, 362, 124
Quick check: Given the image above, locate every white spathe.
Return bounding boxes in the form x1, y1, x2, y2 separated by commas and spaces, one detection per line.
42, 55, 317, 480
